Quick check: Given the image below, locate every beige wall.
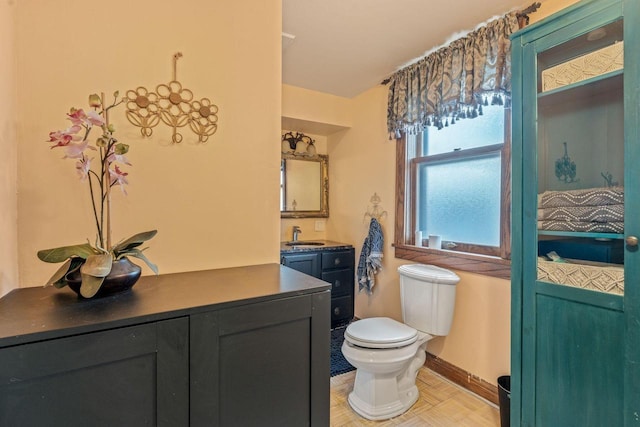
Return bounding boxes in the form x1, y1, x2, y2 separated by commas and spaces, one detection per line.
0, 2, 18, 297
15, 0, 282, 287
282, 85, 352, 129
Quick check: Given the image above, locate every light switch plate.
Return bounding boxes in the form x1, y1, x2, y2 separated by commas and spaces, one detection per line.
314, 220, 325, 232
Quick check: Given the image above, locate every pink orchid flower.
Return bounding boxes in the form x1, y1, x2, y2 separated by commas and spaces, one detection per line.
86, 110, 105, 126
109, 165, 129, 194
67, 109, 88, 126
48, 125, 82, 148
75, 157, 92, 181
63, 139, 97, 159
67, 108, 105, 127
107, 151, 132, 166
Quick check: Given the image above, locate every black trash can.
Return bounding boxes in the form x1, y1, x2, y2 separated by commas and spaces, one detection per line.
497, 375, 510, 427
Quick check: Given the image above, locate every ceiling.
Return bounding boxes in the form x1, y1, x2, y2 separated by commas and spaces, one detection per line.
282, 0, 536, 99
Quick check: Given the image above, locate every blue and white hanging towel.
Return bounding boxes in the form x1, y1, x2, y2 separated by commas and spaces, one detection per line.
357, 218, 384, 294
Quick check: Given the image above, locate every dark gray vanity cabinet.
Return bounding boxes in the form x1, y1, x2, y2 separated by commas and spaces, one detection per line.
0, 318, 189, 426
0, 264, 330, 427
281, 243, 355, 327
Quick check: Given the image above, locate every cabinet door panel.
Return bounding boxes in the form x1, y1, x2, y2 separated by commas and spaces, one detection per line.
282, 252, 321, 277
190, 293, 330, 427
0, 318, 189, 427
535, 294, 623, 426
219, 318, 310, 426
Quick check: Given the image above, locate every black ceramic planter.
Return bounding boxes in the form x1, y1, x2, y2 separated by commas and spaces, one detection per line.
65, 257, 142, 298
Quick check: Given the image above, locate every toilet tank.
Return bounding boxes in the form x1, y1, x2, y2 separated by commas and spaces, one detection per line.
398, 264, 460, 336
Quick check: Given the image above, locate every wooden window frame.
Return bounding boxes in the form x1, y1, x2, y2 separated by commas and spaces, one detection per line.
394, 108, 512, 280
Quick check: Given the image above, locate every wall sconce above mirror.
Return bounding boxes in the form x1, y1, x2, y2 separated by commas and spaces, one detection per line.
281, 131, 317, 157
281, 152, 329, 218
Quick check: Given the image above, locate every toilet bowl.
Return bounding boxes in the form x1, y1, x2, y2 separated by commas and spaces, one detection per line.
341, 264, 459, 420
341, 317, 431, 420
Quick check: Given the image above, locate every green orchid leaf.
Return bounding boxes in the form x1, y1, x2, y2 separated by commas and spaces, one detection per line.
44, 258, 73, 287
112, 230, 157, 255
37, 243, 97, 263
53, 258, 85, 288
81, 254, 113, 277
79, 274, 106, 298
78, 254, 112, 298
122, 248, 159, 275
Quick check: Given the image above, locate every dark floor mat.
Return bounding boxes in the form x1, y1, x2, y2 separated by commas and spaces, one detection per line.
330, 325, 355, 377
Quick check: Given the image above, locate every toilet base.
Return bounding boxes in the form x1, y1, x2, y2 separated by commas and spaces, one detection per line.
345, 343, 427, 421
347, 380, 419, 420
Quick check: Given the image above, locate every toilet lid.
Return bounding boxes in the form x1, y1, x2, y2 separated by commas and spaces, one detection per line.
344, 317, 418, 349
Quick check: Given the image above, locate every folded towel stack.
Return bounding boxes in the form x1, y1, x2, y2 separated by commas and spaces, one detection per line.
537, 187, 624, 233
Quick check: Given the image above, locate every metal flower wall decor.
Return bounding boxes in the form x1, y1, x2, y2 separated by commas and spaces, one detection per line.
125, 52, 219, 144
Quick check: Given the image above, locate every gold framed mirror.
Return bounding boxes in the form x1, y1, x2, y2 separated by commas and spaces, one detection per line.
280, 153, 329, 218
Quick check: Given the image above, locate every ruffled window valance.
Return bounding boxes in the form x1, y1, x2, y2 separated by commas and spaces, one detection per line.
386, 12, 521, 138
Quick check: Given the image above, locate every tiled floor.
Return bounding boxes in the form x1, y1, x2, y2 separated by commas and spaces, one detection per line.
330, 367, 501, 426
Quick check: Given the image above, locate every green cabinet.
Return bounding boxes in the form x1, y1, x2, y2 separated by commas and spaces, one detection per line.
511, 0, 640, 425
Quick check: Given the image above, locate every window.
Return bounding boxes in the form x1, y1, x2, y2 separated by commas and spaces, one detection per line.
395, 105, 511, 278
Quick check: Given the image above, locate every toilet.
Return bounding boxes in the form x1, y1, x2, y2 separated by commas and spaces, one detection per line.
341, 263, 460, 420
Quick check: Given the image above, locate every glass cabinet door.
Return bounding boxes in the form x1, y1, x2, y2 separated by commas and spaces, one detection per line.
534, 18, 625, 295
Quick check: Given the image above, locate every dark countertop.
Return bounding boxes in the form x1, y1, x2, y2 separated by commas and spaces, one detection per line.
280, 240, 353, 254
0, 263, 330, 348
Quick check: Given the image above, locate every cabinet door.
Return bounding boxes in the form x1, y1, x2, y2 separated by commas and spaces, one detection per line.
512, 1, 640, 425
190, 292, 330, 427
281, 252, 321, 277
0, 318, 189, 427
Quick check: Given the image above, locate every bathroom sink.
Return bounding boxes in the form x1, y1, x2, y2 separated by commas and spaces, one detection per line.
285, 241, 325, 246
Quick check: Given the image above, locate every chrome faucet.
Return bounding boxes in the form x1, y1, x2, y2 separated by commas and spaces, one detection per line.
292, 225, 302, 241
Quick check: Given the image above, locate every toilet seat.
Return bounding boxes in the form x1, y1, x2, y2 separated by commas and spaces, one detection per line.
345, 317, 418, 349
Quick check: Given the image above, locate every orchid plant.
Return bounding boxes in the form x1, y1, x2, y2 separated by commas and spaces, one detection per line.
37, 92, 158, 298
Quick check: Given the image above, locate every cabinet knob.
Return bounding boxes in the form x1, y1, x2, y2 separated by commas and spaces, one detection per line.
334, 259, 341, 266
334, 307, 341, 316
335, 280, 341, 288
626, 236, 639, 247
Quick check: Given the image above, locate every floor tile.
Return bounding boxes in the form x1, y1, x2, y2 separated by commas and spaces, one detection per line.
330, 367, 500, 427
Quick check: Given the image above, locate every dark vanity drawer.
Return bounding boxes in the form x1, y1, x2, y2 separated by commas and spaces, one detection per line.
321, 268, 353, 298
322, 250, 354, 271
331, 296, 353, 326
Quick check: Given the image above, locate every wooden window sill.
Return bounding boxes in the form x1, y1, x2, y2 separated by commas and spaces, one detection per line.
393, 244, 511, 280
